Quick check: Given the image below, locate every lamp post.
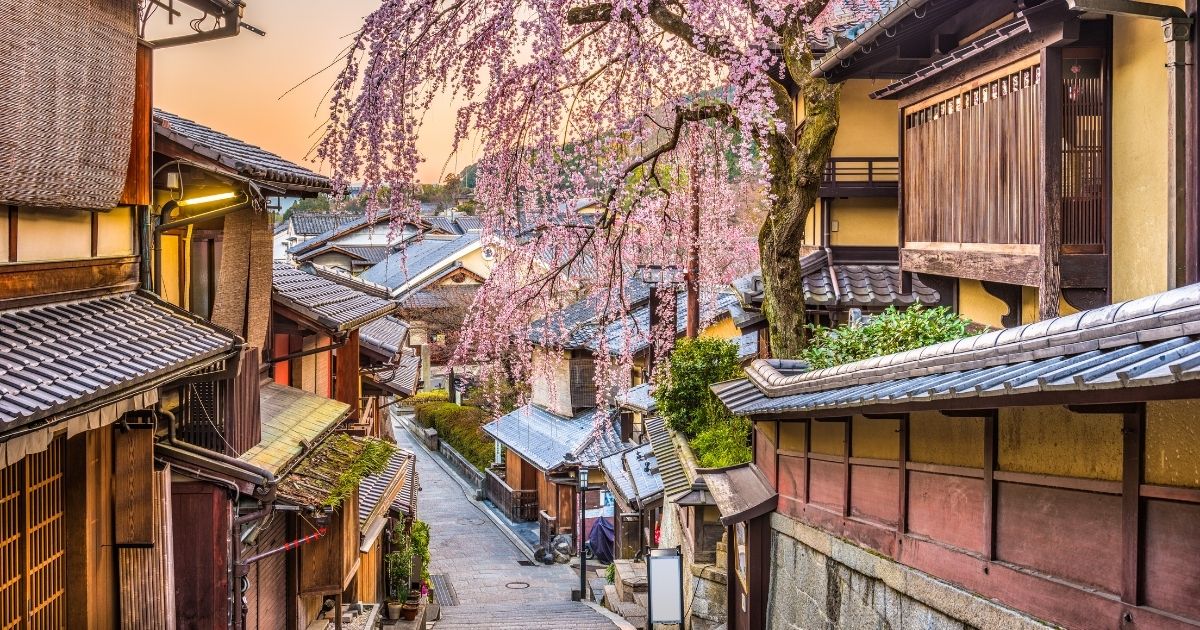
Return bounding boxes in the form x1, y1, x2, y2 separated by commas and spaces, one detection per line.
579, 466, 589, 602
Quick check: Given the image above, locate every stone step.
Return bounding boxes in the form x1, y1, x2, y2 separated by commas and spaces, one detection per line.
433, 601, 620, 629
603, 584, 621, 612
612, 560, 648, 603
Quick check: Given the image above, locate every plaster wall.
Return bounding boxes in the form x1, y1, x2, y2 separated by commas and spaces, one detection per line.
831, 80, 899, 158
699, 316, 740, 341
16, 207, 90, 261
457, 246, 493, 279
1146, 399, 1200, 488
998, 407, 1123, 481
96, 207, 134, 256
809, 420, 844, 456
908, 412, 983, 468
529, 350, 572, 418
956, 279, 1008, 329
851, 416, 899, 460
828, 199, 899, 247
779, 422, 806, 452
0, 218, 7, 260
1110, 9, 1182, 301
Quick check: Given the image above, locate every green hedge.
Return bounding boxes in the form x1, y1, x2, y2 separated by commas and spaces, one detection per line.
413, 401, 494, 471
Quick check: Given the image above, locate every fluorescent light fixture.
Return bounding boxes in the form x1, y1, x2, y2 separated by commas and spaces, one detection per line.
177, 191, 237, 207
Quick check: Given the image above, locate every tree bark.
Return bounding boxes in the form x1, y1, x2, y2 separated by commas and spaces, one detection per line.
758, 52, 840, 359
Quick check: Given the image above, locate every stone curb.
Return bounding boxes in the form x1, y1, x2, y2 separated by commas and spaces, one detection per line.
581, 601, 639, 630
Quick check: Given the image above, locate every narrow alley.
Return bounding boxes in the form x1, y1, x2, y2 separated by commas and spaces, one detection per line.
391, 416, 625, 630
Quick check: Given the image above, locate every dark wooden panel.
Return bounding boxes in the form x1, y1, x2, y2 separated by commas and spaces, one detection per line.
172, 483, 230, 630
901, 248, 1043, 286
1142, 499, 1200, 620
755, 426, 776, 488
907, 471, 986, 554
1061, 255, 1109, 288
335, 330, 361, 419
995, 481, 1121, 594
776, 455, 805, 506
0, 256, 138, 308
118, 43, 152, 206
808, 459, 844, 510
849, 465, 899, 525
113, 427, 154, 546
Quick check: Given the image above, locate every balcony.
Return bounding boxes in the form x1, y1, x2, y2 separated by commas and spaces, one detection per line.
820, 157, 899, 198
484, 466, 539, 522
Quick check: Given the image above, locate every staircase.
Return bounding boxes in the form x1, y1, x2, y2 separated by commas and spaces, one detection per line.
601, 560, 649, 629
431, 601, 621, 629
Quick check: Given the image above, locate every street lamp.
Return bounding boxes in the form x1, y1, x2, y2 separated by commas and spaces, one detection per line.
579, 466, 589, 602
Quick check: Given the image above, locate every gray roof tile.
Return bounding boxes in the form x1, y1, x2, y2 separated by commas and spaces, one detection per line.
273, 263, 397, 331
0, 292, 237, 429
483, 405, 622, 470
360, 233, 481, 291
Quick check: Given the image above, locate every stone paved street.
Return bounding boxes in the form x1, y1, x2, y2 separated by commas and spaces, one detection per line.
392, 417, 623, 629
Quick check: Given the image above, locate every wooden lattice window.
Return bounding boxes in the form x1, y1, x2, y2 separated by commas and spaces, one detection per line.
1061, 47, 1108, 251
0, 438, 65, 629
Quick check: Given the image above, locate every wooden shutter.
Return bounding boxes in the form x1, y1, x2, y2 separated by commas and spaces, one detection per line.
0, 438, 66, 629
114, 426, 154, 546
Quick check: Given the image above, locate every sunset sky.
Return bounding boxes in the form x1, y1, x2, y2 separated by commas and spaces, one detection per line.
153, 0, 473, 184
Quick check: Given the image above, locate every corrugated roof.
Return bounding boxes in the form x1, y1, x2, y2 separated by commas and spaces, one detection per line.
0, 292, 238, 429
243, 383, 350, 475
714, 283, 1200, 416
644, 416, 689, 501
359, 233, 482, 292
272, 263, 397, 331
483, 405, 622, 471
154, 109, 331, 191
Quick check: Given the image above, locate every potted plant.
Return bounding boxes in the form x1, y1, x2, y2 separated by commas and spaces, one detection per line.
386, 521, 413, 620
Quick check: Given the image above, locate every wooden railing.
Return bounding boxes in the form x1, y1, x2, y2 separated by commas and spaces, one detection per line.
820, 157, 899, 197
484, 467, 538, 522
539, 511, 559, 549
345, 395, 381, 437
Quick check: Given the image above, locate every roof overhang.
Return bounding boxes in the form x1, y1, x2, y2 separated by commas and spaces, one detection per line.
698, 463, 778, 527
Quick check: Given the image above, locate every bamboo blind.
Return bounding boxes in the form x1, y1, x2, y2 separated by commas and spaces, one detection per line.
0, 438, 65, 629
904, 58, 1043, 246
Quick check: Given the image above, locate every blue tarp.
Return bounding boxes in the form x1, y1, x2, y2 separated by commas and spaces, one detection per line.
588, 516, 615, 565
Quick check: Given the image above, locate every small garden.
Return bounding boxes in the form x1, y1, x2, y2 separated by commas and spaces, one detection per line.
408, 390, 494, 470
386, 518, 431, 620
655, 337, 751, 468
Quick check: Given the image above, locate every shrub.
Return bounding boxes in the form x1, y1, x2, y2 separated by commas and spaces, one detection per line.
605, 562, 616, 584
410, 519, 431, 584
691, 416, 753, 468
654, 337, 742, 438
799, 305, 972, 370
413, 401, 494, 470
407, 390, 449, 408
654, 338, 750, 468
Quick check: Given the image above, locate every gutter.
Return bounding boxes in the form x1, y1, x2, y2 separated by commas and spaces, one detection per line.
812, 0, 932, 78
1065, 0, 1193, 288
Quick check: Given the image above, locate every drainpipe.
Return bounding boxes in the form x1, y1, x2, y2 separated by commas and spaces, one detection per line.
1064, 1, 1194, 287
157, 409, 276, 492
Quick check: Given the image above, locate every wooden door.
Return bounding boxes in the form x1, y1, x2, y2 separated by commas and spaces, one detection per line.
0, 438, 66, 629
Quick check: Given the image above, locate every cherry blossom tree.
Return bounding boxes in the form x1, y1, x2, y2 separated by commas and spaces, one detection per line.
320, 0, 878, 385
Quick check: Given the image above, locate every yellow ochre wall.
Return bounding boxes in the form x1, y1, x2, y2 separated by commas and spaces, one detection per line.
829, 198, 899, 247
1146, 400, 1200, 488
457, 245, 494, 280
852, 416, 899, 460
909, 411, 984, 468
831, 80, 898, 158
956, 280, 1008, 329
700, 316, 740, 341
16, 208, 91, 261
1111, 9, 1181, 302
999, 407, 1123, 481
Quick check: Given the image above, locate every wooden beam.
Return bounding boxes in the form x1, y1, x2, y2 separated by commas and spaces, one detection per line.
803, 420, 811, 505
6, 206, 15, 262
1121, 405, 1145, 605
983, 411, 997, 561
901, 247, 1043, 287
335, 329, 362, 419
0, 256, 139, 310
898, 414, 909, 536
1039, 46, 1064, 320
842, 419, 852, 518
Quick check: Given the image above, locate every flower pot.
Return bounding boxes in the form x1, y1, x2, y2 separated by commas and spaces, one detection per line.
386, 602, 403, 620
399, 601, 420, 621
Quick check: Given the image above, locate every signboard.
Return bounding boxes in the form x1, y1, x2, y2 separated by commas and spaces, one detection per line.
646, 547, 684, 625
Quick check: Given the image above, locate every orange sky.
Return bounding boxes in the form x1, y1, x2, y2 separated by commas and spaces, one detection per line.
153, 0, 474, 184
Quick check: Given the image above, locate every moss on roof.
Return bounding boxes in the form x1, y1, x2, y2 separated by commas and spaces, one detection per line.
276, 433, 397, 509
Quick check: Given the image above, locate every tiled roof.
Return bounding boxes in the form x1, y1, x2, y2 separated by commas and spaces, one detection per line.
600, 447, 638, 505
454, 215, 483, 232
360, 316, 411, 360
242, 383, 350, 475
359, 233, 482, 292
154, 110, 331, 191
294, 243, 391, 266
275, 433, 395, 508
483, 405, 622, 471
623, 443, 664, 504
644, 416, 690, 501
617, 383, 656, 414
287, 213, 419, 257
808, 0, 901, 49
714, 283, 1200, 416
364, 350, 421, 397
0, 292, 238, 429
731, 259, 940, 317
359, 448, 418, 527
287, 212, 365, 236
272, 263, 397, 331
396, 285, 478, 311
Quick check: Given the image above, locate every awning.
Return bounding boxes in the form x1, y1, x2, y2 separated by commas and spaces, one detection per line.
241, 383, 350, 475
698, 464, 778, 527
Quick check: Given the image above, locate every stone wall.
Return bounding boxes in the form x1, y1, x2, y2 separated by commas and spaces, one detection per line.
767, 514, 1050, 630
659, 488, 727, 630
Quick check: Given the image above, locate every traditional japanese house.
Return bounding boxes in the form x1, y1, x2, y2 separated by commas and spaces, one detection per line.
0, 0, 272, 626
287, 210, 478, 273
599, 443, 664, 560
714, 284, 1200, 629
355, 447, 419, 605
359, 316, 422, 402
274, 211, 365, 260
270, 261, 399, 433
812, 0, 1200, 326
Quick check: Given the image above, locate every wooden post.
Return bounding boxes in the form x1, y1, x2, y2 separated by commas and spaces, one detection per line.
802, 420, 811, 504
1039, 47, 1064, 320
842, 418, 852, 518
983, 411, 997, 561
1121, 405, 1145, 605
335, 330, 361, 419
897, 414, 909, 536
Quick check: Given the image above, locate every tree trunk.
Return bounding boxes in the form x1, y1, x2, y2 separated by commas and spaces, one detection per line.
758, 64, 841, 359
